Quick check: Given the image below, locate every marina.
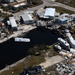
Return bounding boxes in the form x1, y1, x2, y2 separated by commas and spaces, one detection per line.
0, 28, 60, 70
0, 1, 75, 74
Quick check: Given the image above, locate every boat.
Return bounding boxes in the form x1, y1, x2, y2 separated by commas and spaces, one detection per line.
54, 45, 61, 50
14, 37, 30, 42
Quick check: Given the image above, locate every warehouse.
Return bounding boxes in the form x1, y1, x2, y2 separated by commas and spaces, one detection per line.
44, 8, 55, 19
9, 17, 17, 31
20, 12, 34, 24
37, 8, 55, 20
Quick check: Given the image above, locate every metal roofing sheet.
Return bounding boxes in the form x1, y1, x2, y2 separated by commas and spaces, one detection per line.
9, 17, 17, 27
21, 12, 33, 21
60, 17, 68, 22
44, 8, 55, 17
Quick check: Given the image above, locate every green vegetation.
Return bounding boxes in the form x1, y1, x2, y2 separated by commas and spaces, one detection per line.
28, 44, 48, 55
0, 56, 45, 75
54, 6, 75, 14
44, 6, 75, 14
56, 0, 75, 8
28, 44, 58, 57
0, 44, 58, 75
47, 45, 58, 57
27, 0, 43, 7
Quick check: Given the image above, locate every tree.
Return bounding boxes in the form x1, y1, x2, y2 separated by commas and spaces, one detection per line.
27, 0, 33, 5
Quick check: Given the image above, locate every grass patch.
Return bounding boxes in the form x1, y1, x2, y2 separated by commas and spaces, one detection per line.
56, 0, 75, 8
28, 44, 48, 55
47, 45, 58, 57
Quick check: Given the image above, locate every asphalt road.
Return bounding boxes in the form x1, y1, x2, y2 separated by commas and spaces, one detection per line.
13, 0, 75, 17
43, 0, 75, 12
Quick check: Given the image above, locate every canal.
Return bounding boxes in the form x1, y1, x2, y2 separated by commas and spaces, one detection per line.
0, 28, 60, 70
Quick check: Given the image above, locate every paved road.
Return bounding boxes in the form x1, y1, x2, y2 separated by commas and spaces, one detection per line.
43, 0, 75, 12
13, 0, 75, 17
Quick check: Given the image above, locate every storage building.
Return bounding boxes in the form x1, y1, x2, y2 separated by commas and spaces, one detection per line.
20, 12, 34, 24
9, 17, 17, 31
44, 8, 55, 19
55, 17, 68, 24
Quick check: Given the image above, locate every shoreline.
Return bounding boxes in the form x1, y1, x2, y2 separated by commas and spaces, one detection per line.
0, 25, 36, 44
0, 55, 31, 73
0, 55, 64, 74
0, 25, 36, 73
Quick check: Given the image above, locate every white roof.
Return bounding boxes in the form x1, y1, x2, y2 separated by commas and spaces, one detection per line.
9, 17, 17, 27
14, 4, 19, 8
70, 48, 75, 53
21, 12, 33, 21
9, 0, 14, 2
59, 17, 68, 22
58, 38, 69, 46
65, 30, 75, 47
7, 20, 11, 25
14, 2, 26, 8
61, 13, 69, 17
15, 0, 25, 2
44, 8, 55, 17
55, 45, 61, 50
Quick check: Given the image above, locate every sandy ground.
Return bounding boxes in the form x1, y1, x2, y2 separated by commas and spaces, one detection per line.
40, 55, 64, 68
0, 55, 64, 73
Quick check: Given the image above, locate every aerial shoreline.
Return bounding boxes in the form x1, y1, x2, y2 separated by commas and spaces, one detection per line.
0, 56, 27, 73
1, 0, 75, 75
0, 25, 36, 44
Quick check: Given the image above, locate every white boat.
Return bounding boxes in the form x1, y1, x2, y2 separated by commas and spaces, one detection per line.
57, 38, 70, 47
54, 45, 61, 50
14, 37, 30, 42
70, 48, 75, 54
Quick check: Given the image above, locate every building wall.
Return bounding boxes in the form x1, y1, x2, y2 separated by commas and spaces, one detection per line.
24, 20, 35, 24
12, 27, 17, 31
